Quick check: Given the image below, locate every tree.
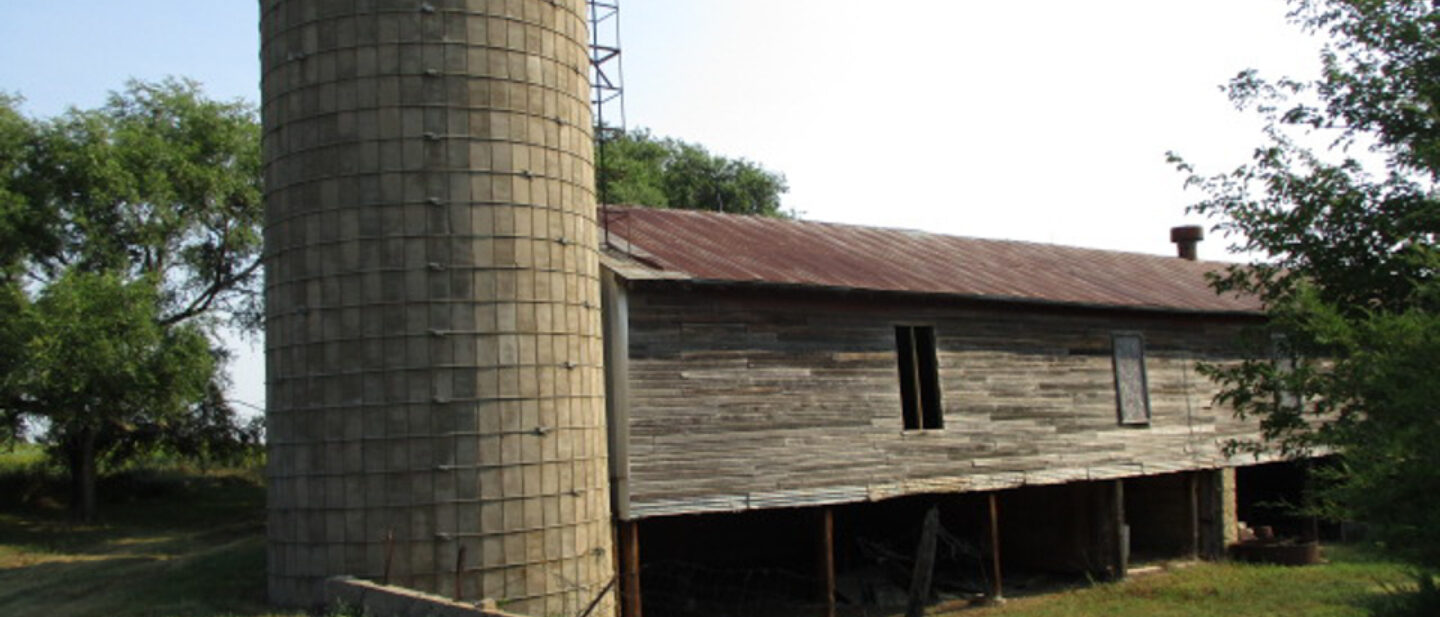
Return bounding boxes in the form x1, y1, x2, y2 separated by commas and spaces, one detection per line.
20, 78, 264, 328
0, 97, 33, 446
596, 128, 791, 217
0, 94, 42, 277
10, 272, 213, 519
0, 281, 25, 446
1172, 0, 1440, 573
0, 79, 262, 519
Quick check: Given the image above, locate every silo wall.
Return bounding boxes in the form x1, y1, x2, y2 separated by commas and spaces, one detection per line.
260, 1, 613, 614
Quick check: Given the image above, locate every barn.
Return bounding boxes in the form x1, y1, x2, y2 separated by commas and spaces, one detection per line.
596, 205, 1292, 615
257, 2, 1307, 613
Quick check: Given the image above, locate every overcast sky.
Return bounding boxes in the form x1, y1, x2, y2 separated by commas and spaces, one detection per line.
0, 0, 1325, 414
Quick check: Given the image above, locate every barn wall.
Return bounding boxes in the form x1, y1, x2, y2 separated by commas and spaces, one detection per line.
619, 285, 1263, 518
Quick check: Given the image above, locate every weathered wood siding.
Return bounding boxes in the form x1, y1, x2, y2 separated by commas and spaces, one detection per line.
620, 284, 1264, 519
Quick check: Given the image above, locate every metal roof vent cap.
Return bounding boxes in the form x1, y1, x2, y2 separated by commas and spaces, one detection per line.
1170, 225, 1204, 261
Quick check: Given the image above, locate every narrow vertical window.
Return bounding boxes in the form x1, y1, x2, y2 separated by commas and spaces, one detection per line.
896, 326, 943, 430
1112, 332, 1151, 425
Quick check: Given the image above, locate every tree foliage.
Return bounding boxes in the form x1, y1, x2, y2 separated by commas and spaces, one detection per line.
596, 128, 791, 217
18, 78, 265, 328
0, 79, 262, 519
10, 272, 214, 518
1172, 0, 1440, 571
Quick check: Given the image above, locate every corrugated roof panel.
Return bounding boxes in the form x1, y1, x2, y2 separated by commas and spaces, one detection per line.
598, 206, 1260, 314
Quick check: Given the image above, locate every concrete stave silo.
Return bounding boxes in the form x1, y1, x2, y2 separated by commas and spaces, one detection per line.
260, 1, 613, 614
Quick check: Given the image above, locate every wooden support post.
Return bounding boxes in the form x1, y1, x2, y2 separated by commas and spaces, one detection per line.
1188, 471, 1201, 559
906, 506, 941, 617
619, 520, 642, 617
1302, 459, 1322, 544
987, 492, 1004, 601
1095, 480, 1127, 580
1113, 480, 1128, 580
817, 508, 836, 617
1196, 468, 1238, 560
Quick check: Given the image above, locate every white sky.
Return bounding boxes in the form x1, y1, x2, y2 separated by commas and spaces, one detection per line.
0, 0, 1324, 416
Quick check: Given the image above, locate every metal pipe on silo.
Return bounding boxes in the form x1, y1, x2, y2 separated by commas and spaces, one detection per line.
260, 2, 614, 614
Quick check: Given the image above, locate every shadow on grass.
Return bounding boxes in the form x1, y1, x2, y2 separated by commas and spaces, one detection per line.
0, 534, 274, 617
0, 463, 264, 551
1351, 571, 1440, 617
0, 463, 284, 617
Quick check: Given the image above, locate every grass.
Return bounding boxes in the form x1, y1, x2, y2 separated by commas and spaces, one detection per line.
933, 546, 1423, 617
0, 443, 299, 617
0, 442, 1430, 616
0, 443, 45, 468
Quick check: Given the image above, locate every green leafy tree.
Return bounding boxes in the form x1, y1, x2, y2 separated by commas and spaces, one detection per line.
1172, 0, 1440, 573
0, 79, 262, 519
0, 283, 25, 445
0, 94, 42, 275
20, 78, 264, 328
10, 272, 212, 520
0, 98, 32, 444
596, 128, 791, 217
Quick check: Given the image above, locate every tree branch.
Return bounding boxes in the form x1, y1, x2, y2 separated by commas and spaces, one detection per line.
159, 253, 261, 327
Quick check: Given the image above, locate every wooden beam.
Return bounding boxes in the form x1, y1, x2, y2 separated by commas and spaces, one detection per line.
619, 520, 642, 617
1113, 480, 1128, 580
817, 508, 836, 617
906, 506, 941, 617
1093, 480, 1127, 580
1188, 471, 1201, 558
1196, 469, 1224, 560
987, 492, 1004, 601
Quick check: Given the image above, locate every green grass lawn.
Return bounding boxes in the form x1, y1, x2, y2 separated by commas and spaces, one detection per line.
935, 546, 1421, 617
0, 444, 1428, 617
0, 444, 298, 617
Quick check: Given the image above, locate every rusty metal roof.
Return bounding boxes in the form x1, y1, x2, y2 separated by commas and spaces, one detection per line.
599, 206, 1260, 314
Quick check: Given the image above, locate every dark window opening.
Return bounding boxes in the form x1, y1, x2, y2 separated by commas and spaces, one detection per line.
1112, 332, 1151, 425
896, 325, 943, 430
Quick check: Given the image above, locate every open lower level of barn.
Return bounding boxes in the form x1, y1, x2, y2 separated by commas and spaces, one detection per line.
610, 461, 1325, 617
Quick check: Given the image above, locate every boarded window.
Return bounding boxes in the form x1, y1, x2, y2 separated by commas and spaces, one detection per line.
896, 326, 943, 430
1111, 332, 1151, 425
